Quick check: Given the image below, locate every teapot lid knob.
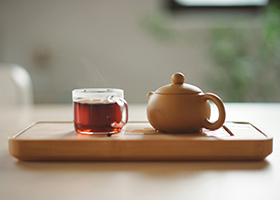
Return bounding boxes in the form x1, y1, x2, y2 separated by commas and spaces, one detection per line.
154, 72, 202, 94
172, 72, 185, 84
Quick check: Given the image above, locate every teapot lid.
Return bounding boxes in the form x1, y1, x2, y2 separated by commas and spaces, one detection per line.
155, 72, 202, 94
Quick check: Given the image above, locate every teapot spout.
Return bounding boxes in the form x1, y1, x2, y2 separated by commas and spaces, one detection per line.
147, 91, 154, 101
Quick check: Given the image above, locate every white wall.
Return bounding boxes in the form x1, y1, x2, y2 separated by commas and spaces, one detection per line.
0, 0, 259, 104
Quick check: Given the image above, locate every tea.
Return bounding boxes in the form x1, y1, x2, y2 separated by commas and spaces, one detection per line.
74, 101, 123, 134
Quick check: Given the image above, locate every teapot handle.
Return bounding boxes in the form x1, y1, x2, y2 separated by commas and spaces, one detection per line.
203, 93, 226, 130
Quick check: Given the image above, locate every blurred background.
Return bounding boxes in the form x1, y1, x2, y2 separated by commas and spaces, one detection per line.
0, 0, 280, 104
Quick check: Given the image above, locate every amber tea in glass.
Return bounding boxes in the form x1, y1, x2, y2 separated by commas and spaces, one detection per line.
72, 89, 128, 134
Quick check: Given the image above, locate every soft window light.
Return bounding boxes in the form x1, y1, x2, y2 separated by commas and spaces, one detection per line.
175, 0, 269, 6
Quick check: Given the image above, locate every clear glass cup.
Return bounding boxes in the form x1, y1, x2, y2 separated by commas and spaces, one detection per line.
72, 88, 128, 135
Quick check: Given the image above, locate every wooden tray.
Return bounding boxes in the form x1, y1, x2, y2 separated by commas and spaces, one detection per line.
8, 121, 272, 161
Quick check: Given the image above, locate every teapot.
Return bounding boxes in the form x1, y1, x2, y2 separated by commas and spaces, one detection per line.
146, 72, 226, 133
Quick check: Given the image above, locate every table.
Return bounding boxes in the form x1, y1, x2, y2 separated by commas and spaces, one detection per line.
0, 103, 280, 200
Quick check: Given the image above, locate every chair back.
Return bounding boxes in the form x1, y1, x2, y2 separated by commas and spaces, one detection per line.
0, 63, 34, 105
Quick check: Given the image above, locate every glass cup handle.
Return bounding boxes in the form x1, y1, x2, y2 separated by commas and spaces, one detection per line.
108, 96, 128, 128
203, 93, 226, 130
115, 98, 128, 126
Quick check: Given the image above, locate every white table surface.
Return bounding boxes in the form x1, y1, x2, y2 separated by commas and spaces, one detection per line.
0, 103, 280, 200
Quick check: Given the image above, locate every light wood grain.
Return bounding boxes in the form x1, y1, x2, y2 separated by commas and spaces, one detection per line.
8, 121, 272, 161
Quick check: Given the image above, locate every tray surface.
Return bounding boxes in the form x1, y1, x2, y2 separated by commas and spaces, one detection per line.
9, 121, 272, 161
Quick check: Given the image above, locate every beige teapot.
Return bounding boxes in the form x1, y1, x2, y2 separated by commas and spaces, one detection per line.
146, 72, 226, 133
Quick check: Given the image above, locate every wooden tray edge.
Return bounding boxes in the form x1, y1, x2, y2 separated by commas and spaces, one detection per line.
8, 121, 273, 161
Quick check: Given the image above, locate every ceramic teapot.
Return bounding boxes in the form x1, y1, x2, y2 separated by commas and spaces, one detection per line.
146, 72, 226, 133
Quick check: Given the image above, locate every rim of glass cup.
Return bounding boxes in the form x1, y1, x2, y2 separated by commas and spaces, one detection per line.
72, 88, 124, 102
73, 88, 123, 93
